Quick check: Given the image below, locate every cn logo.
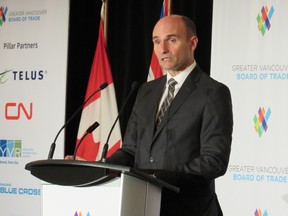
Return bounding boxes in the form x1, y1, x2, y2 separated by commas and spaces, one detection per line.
5, 102, 33, 120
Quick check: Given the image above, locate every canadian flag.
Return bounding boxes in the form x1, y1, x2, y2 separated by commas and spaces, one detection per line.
75, 4, 121, 161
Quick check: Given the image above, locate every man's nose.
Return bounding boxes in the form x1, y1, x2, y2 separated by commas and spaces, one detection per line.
159, 42, 169, 53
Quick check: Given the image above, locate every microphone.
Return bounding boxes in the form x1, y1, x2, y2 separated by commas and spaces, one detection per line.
47, 82, 108, 160
101, 81, 139, 162
73, 121, 100, 160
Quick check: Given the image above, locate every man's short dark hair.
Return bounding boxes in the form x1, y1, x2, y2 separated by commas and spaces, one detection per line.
181, 15, 197, 37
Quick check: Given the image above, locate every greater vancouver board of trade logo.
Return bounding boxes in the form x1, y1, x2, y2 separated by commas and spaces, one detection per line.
255, 209, 268, 216
254, 107, 271, 137
0, 6, 8, 27
74, 211, 91, 216
257, 5, 274, 36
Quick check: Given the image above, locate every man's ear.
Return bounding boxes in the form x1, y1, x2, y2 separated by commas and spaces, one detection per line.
190, 36, 198, 51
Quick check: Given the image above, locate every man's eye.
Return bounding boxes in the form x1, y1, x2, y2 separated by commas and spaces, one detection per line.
153, 40, 160, 45
169, 38, 176, 43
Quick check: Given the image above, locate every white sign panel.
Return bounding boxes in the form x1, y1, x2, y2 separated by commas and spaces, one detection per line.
211, 0, 288, 215
0, 0, 69, 215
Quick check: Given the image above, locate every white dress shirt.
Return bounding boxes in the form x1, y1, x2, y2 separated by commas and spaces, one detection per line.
157, 61, 197, 114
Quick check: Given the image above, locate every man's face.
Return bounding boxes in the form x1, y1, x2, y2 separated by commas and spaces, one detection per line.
152, 16, 197, 74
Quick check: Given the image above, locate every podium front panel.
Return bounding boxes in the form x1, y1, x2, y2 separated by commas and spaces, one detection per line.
42, 179, 121, 216
41, 172, 162, 216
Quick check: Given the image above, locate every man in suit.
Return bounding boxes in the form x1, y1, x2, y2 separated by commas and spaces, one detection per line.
66, 14, 233, 215
105, 15, 233, 215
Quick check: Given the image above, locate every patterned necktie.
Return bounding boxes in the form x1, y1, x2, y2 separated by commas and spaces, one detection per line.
157, 78, 178, 125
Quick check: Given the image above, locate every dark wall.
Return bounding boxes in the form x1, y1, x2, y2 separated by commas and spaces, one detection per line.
65, 0, 213, 155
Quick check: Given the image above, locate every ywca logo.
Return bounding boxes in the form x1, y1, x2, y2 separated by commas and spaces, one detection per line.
74, 211, 90, 216
256, 5, 274, 36
255, 209, 268, 216
253, 107, 271, 137
0, 140, 22, 158
0, 6, 8, 27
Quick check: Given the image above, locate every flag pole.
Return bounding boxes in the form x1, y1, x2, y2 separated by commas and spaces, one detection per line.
168, 0, 173, 15
102, 0, 108, 47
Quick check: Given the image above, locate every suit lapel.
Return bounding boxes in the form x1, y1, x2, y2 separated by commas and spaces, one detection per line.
144, 77, 167, 143
153, 66, 202, 140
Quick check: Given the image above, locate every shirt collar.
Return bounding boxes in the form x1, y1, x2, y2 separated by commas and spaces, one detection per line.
165, 61, 197, 86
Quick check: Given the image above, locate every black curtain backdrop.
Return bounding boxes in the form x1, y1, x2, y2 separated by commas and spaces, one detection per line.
65, 0, 213, 155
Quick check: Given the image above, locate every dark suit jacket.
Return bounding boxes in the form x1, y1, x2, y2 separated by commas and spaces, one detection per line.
107, 65, 233, 216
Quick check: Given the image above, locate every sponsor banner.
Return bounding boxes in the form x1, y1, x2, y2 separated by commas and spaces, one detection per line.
0, 0, 69, 215
211, 0, 288, 215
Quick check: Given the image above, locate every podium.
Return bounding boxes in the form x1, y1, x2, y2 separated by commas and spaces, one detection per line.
25, 160, 179, 216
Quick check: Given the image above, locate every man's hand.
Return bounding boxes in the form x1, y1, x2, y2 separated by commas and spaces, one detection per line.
64, 155, 86, 161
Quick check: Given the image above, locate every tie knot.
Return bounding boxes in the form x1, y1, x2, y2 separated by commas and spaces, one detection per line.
168, 78, 177, 87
